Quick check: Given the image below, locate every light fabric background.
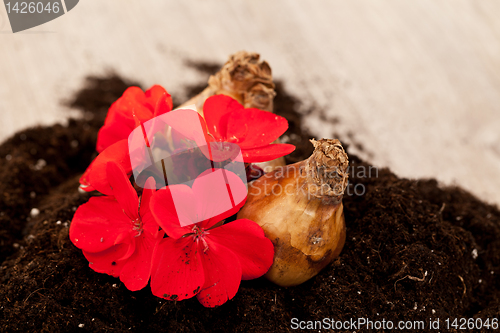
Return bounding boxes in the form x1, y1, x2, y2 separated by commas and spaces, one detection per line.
1, 0, 499, 206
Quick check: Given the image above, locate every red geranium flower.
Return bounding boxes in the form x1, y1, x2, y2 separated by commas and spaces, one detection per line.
204, 94, 295, 163
97, 85, 173, 152
149, 169, 274, 307
80, 85, 172, 194
70, 162, 163, 291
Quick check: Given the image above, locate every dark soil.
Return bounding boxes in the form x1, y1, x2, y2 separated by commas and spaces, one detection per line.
0, 71, 499, 333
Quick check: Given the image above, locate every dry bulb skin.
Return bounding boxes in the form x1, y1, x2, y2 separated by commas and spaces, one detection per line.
179, 50, 285, 172
237, 139, 349, 287
179, 51, 276, 113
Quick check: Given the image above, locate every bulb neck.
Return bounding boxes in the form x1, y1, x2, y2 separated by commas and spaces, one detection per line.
304, 139, 349, 201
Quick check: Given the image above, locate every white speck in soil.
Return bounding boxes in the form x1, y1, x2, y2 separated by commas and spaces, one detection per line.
432, 309, 436, 314
78, 324, 84, 328
30, 191, 36, 198
472, 248, 478, 259
71, 140, 79, 148
30, 208, 40, 217
56, 220, 61, 225
456, 216, 462, 221
33, 159, 46, 171
479, 279, 482, 283
5, 154, 12, 161
13, 243, 20, 249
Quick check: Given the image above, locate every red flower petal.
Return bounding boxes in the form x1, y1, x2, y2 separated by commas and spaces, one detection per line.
150, 185, 195, 239
83, 243, 129, 278
103, 87, 147, 126
226, 108, 289, 149
241, 143, 296, 163
118, 234, 159, 291
196, 241, 242, 307
69, 196, 131, 253
193, 169, 247, 229
97, 85, 173, 152
203, 95, 244, 141
140, 177, 162, 238
106, 162, 139, 221
208, 219, 274, 280
150, 236, 205, 302
140, 177, 155, 218
151, 169, 247, 237
97, 88, 152, 153
80, 139, 132, 196
146, 85, 173, 116
97, 112, 136, 154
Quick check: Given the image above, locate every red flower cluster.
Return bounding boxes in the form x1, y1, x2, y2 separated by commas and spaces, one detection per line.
70, 162, 162, 291
80, 85, 173, 195
203, 95, 295, 163
71, 86, 294, 307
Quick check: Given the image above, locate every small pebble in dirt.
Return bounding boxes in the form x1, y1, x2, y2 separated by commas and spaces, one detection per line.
72, 206, 77, 211
71, 140, 79, 148
472, 249, 478, 259
30, 191, 36, 198
13, 243, 20, 249
5, 154, 12, 161
479, 279, 482, 283
112, 284, 117, 288
78, 324, 84, 328
432, 309, 436, 314
56, 220, 61, 225
30, 208, 40, 217
33, 159, 46, 171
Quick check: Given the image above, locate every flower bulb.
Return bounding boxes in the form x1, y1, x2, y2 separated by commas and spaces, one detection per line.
237, 139, 348, 287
